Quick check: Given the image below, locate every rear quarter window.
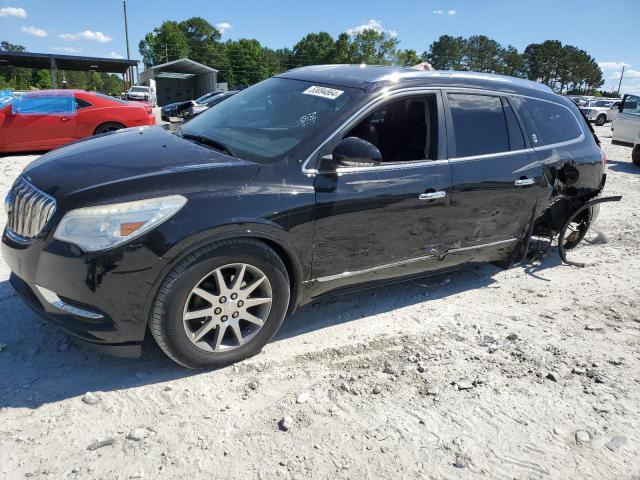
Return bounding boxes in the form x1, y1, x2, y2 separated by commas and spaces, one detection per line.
512, 97, 582, 146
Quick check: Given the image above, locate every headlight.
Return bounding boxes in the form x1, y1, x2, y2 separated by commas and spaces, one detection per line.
54, 195, 187, 252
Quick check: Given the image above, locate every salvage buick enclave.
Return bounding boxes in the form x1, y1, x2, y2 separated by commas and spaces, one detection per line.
2, 65, 607, 368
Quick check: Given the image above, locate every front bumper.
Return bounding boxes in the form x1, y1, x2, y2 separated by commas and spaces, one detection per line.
583, 112, 606, 122
10, 273, 142, 357
1, 228, 170, 357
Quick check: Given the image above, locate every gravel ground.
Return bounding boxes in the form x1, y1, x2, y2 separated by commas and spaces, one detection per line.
0, 125, 639, 480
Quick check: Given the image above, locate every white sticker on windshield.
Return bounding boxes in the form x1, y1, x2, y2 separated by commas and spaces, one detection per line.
303, 86, 344, 100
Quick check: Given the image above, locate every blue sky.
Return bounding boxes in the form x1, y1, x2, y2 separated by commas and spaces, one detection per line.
1, 0, 639, 93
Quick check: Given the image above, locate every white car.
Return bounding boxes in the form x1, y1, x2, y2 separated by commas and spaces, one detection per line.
580, 99, 622, 126
611, 94, 640, 165
126, 85, 157, 106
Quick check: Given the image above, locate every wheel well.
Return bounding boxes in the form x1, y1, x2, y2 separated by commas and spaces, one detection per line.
145, 233, 303, 329
93, 122, 125, 135
256, 237, 300, 315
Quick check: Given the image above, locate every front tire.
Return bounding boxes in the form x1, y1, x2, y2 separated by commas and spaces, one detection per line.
632, 145, 640, 166
149, 239, 290, 369
595, 114, 606, 126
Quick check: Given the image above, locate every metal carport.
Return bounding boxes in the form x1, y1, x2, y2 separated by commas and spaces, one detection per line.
0, 51, 138, 89
139, 58, 218, 107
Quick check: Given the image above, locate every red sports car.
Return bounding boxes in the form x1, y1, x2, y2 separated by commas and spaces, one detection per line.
0, 90, 156, 153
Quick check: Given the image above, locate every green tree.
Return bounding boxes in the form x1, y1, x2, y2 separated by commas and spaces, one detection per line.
224, 39, 267, 86
396, 49, 421, 67
138, 21, 191, 67
498, 45, 524, 77
293, 32, 335, 66
33, 69, 51, 88
523, 40, 602, 93
0, 41, 26, 52
332, 33, 356, 64
350, 29, 399, 65
86, 71, 104, 91
178, 17, 222, 65
0, 41, 29, 89
463, 35, 502, 72
524, 40, 564, 87
424, 35, 465, 70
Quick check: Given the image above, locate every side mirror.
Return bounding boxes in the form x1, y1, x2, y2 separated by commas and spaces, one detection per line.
321, 137, 382, 170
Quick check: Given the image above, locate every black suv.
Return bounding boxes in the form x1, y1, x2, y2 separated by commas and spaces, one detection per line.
2, 66, 606, 368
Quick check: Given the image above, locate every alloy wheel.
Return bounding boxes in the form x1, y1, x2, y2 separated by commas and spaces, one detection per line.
182, 263, 273, 352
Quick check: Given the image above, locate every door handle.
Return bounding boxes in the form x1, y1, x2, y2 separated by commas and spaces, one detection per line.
60, 117, 71, 122
419, 191, 446, 200
514, 178, 536, 186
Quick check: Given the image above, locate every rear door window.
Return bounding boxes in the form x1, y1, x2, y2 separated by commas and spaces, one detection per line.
447, 93, 509, 157
512, 97, 582, 146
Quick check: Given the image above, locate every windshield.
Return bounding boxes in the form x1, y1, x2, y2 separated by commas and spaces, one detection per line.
181, 78, 360, 163
130, 86, 149, 92
593, 101, 613, 107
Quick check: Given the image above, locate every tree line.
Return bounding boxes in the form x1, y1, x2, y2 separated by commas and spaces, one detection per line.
425, 36, 603, 93
139, 19, 603, 93
2, 18, 605, 95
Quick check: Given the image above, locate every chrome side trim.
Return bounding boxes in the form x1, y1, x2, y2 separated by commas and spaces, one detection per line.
419, 191, 446, 200
315, 254, 437, 283
301, 86, 586, 176
312, 238, 519, 283
441, 238, 518, 256
330, 158, 449, 175
514, 178, 536, 186
448, 147, 535, 163
35, 284, 104, 320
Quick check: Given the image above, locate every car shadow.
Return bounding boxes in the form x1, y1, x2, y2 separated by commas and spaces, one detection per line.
606, 158, 638, 174
0, 253, 561, 409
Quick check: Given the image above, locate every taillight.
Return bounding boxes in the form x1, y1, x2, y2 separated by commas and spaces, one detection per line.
145, 105, 152, 114
600, 145, 607, 167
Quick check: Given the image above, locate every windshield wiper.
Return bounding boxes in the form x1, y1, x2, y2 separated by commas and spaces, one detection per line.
178, 128, 235, 156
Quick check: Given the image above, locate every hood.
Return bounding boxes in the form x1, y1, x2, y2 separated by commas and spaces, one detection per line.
22, 126, 260, 208
161, 102, 182, 110
581, 106, 608, 112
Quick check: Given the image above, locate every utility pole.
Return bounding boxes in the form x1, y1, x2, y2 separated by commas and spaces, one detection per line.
165, 44, 169, 62
617, 65, 625, 96
123, 0, 131, 60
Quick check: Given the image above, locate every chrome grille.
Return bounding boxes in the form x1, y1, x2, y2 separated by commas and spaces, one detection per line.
5, 177, 56, 240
